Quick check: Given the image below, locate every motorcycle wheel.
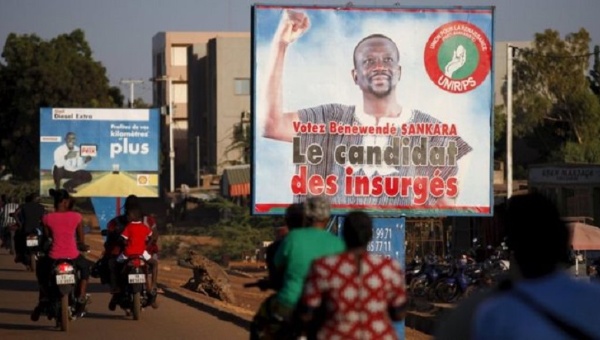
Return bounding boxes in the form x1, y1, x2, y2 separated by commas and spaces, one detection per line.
60, 295, 69, 332
436, 282, 459, 303
462, 285, 478, 300
409, 276, 428, 297
132, 292, 141, 320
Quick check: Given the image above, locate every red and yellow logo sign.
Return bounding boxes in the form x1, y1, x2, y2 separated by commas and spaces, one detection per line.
424, 21, 491, 94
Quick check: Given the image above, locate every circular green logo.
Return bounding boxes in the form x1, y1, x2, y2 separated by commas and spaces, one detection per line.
437, 36, 479, 80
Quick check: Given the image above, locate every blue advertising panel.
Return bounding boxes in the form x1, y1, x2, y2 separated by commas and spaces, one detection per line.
40, 108, 160, 197
337, 216, 406, 338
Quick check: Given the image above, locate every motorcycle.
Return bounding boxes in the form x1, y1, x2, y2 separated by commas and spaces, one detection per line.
434, 255, 479, 303
404, 255, 422, 286
23, 229, 43, 273
109, 255, 156, 320
35, 258, 88, 331
409, 254, 452, 299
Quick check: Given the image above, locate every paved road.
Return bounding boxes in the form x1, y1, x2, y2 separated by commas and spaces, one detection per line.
0, 250, 249, 339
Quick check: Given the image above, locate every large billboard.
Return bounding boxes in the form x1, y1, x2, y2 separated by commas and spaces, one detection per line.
40, 108, 160, 197
252, 5, 494, 216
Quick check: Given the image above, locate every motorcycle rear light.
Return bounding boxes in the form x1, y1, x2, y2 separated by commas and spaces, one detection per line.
129, 258, 144, 267
57, 262, 75, 274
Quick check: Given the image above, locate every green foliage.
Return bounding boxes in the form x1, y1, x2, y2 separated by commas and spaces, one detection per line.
132, 97, 151, 108
0, 180, 39, 203
197, 197, 277, 262
511, 29, 600, 163
109, 86, 125, 107
160, 236, 183, 258
223, 118, 251, 166
0, 29, 124, 179
493, 105, 507, 160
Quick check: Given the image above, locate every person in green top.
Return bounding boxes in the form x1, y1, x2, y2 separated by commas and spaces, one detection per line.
273, 195, 346, 321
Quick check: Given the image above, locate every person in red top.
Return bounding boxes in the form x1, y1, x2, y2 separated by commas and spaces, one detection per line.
299, 210, 407, 340
118, 206, 152, 262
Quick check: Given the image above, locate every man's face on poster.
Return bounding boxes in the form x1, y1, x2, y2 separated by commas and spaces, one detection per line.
66, 134, 76, 149
352, 37, 401, 98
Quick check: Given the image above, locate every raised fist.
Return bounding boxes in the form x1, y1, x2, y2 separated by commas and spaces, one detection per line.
275, 9, 310, 45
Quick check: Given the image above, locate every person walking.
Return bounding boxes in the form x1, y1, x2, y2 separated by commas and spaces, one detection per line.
299, 210, 407, 339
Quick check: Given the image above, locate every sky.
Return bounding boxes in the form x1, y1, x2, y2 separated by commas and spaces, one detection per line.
0, 0, 599, 103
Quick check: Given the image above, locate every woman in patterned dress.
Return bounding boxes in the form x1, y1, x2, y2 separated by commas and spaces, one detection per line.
299, 211, 407, 340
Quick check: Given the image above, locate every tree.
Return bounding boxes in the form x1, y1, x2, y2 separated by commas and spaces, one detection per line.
109, 86, 125, 108
223, 113, 251, 166
511, 28, 600, 163
132, 97, 151, 108
0, 29, 123, 179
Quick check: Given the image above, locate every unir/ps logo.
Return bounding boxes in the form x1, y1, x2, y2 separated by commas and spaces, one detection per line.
424, 21, 491, 94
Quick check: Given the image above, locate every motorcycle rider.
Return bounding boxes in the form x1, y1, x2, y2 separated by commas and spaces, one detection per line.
104, 195, 159, 308
117, 206, 155, 295
13, 192, 46, 268
31, 188, 90, 321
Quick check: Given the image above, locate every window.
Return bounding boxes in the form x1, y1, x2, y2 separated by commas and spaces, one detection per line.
234, 78, 250, 95
173, 82, 188, 104
171, 46, 188, 66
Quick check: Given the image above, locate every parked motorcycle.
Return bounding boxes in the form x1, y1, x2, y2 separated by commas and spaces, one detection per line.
433, 254, 478, 303
409, 254, 452, 299
404, 255, 422, 286
109, 255, 156, 320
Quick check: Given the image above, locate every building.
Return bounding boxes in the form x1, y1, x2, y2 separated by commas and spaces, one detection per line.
188, 35, 251, 180
493, 41, 531, 107
529, 163, 600, 224
151, 31, 248, 189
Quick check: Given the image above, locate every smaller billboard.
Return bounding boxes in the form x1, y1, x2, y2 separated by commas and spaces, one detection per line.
40, 108, 160, 198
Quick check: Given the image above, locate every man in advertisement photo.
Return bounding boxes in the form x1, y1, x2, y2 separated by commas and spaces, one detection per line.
260, 9, 476, 210
53, 131, 93, 194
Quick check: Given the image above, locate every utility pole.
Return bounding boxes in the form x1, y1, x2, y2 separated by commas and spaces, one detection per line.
120, 79, 144, 108
506, 44, 514, 200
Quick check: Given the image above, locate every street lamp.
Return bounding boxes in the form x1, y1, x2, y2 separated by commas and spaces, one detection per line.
151, 76, 175, 198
